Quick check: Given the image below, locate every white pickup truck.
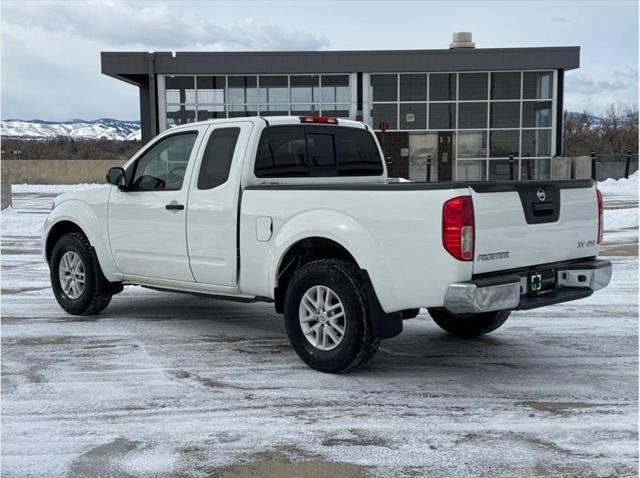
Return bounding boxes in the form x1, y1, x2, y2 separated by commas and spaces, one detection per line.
44, 116, 612, 373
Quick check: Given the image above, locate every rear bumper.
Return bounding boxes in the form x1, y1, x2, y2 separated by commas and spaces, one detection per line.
443, 258, 612, 315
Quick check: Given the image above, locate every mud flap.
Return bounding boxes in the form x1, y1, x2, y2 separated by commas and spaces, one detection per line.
358, 269, 403, 339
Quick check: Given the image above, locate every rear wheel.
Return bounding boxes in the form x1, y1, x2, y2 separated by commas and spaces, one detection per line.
428, 308, 510, 337
284, 259, 380, 373
50, 232, 112, 315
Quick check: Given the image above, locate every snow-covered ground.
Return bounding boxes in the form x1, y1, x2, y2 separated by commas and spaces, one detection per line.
1, 183, 637, 477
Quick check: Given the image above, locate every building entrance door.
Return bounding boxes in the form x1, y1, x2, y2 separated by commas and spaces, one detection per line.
408, 132, 455, 182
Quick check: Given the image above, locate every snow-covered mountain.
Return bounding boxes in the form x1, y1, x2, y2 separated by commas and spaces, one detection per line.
1, 119, 141, 141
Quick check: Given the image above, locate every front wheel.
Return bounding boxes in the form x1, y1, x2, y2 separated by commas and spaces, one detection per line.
284, 259, 380, 373
428, 308, 510, 337
50, 232, 112, 315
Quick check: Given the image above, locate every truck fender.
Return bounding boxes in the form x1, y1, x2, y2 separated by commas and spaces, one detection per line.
43, 199, 120, 282
266, 209, 398, 313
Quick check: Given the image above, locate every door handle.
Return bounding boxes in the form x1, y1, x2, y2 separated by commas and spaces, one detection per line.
165, 203, 184, 211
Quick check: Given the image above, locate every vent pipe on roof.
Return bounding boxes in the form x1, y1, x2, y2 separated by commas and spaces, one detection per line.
449, 32, 475, 49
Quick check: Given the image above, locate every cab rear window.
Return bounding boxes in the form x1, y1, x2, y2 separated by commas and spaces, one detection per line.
254, 125, 384, 178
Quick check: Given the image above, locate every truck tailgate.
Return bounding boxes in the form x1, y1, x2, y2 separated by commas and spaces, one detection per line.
470, 180, 599, 274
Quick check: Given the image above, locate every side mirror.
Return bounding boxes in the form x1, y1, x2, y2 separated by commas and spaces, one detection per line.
106, 167, 126, 188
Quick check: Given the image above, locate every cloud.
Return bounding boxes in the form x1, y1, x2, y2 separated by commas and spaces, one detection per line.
2, 1, 330, 50
551, 16, 571, 24
565, 73, 634, 95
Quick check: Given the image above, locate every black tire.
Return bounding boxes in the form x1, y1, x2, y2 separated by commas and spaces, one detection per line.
428, 308, 510, 337
50, 232, 112, 315
284, 259, 380, 373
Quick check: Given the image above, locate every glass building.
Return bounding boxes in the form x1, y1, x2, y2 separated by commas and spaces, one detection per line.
102, 37, 579, 181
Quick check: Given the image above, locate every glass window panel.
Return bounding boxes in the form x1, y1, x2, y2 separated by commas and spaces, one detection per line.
523, 71, 553, 99
491, 72, 521, 100
459, 73, 488, 100
321, 75, 350, 103
165, 76, 195, 104
228, 104, 258, 117
490, 102, 520, 128
489, 130, 519, 157
196, 76, 225, 104
488, 159, 517, 180
132, 133, 197, 191
307, 133, 336, 169
371, 103, 398, 130
335, 128, 384, 176
522, 101, 552, 127
255, 126, 308, 177
458, 103, 488, 129
429, 73, 457, 101
522, 129, 551, 157
261, 106, 289, 116
197, 104, 226, 120
456, 159, 486, 181
521, 158, 551, 180
429, 103, 455, 129
227, 76, 257, 104
259, 76, 288, 104
370, 74, 397, 102
400, 74, 427, 101
291, 104, 319, 116
166, 105, 196, 128
400, 103, 427, 129
322, 104, 350, 117
291, 75, 320, 104
458, 131, 487, 158
197, 128, 240, 190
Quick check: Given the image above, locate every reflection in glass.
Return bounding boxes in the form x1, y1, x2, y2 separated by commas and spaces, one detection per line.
259, 76, 289, 104
522, 129, 551, 157
166, 104, 196, 127
489, 130, 519, 157
456, 160, 486, 180
400, 103, 427, 129
228, 76, 257, 104
196, 76, 225, 104
322, 103, 350, 117
291, 75, 320, 104
197, 104, 226, 120
371, 103, 398, 129
321, 75, 350, 103
429, 103, 455, 129
458, 131, 487, 158
522, 101, 552, 127
490, 102, 520, 128
459, 73, 488, 100
400, 74, 427, 101
166, 76, 195, 104
523, 71, 553, 99
370, 74, 398, 102
521, 158, 551, 180
228, 104, 258, 117
429, 73, 457, 101
491, 72, 521, 100
489, 159, 517, 180
458, 103, 488, 129
291, 104, 319, 116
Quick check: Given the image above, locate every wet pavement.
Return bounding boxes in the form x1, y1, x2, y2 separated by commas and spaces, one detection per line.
1, 187, 638, 477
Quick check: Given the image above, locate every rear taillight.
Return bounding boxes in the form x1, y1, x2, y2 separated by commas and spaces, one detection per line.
443, 196, 475, 261
597, 188, 604, 244
299, 116, 338, 124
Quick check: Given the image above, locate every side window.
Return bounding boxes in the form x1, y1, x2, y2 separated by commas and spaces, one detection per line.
197, 127, 240, 190
131, 133, 197, 191
255, 126, 308, 177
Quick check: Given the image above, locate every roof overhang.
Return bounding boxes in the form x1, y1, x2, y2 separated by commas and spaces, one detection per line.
101, 47, 580, 86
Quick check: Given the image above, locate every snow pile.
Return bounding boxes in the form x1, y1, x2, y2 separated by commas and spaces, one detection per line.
1, 206, 44, 237
598, 171, 639, 198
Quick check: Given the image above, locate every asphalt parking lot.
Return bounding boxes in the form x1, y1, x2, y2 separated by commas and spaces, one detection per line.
1, 187, 638, 477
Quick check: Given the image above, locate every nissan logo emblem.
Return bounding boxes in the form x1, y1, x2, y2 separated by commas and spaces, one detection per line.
536, 189, 546, 201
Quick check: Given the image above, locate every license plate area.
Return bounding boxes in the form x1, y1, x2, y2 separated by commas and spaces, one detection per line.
528, 269, 557, 296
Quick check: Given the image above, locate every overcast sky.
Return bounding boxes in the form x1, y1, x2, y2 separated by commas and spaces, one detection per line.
1, 0, 638, 121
